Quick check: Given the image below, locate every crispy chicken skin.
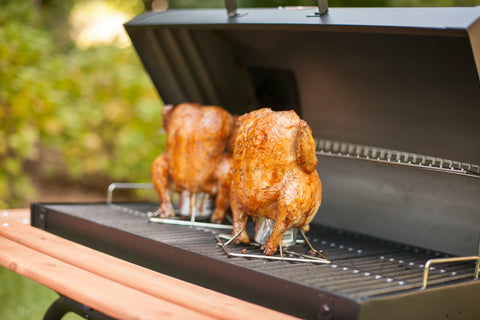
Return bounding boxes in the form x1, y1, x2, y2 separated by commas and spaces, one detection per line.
230, 108, 322, 255
151, 103, 234, 223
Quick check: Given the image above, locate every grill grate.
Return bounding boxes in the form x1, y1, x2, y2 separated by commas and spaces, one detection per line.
38, 203, 476, 301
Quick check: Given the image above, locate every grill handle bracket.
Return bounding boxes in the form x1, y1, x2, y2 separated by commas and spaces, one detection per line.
421, 256, 480, 289
106, 182, 154, 204
317, 0, 329, 15
224, 0, 329, 17
225, 0, 238, 17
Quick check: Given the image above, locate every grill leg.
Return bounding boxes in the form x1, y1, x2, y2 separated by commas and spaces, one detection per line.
43, 295, 114, 320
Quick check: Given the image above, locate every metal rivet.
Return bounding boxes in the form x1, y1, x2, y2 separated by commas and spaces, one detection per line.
2, 223, 9, 227
319, 304, 331, 315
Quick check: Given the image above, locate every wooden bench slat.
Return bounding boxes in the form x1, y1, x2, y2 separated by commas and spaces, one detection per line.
0, 235, 215, 320
0, 210, 298, 320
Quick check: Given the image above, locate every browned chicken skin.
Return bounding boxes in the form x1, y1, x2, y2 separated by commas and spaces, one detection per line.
230, 108, 322, 255
151, 103, 234, 223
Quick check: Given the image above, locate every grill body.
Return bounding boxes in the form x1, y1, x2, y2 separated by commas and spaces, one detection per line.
31, 203, 480, 320
31, 6, 480, 320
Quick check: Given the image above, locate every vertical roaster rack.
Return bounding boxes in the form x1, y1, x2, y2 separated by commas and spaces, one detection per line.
106, 182, 331, 264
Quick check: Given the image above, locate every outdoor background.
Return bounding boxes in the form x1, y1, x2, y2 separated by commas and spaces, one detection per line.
1, 0, 479, 319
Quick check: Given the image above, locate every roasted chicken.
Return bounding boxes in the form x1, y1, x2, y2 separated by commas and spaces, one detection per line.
230, 108, 322, 255
151, 103, 234, 223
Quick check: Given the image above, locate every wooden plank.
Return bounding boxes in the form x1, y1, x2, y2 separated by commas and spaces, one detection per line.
0, 211, 299, 320
0, 235, 215, 320
0, 208, 29, 224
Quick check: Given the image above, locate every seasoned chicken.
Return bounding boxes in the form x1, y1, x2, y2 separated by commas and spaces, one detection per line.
151, 103, 234, 223
230, 108, 322, 255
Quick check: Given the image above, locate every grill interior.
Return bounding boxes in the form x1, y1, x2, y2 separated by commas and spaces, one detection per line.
32, 202, 476, 302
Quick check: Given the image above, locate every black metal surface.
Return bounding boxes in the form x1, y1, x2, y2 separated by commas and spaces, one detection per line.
43, 295, 114, 320
31, 202, 480, 320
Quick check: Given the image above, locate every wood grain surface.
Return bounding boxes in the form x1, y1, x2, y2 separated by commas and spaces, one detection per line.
0, 208, 298, 320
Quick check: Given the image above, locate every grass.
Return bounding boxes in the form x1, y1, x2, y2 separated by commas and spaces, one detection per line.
0, 267, 83, 320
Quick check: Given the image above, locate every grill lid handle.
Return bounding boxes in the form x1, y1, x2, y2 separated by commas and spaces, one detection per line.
225, 0, 237, 17
317, 0, 329, 15
224, 0, 329, 17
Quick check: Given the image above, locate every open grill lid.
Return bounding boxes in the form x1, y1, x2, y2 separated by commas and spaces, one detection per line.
124, 6, 480, 163
124, 7, 480, 257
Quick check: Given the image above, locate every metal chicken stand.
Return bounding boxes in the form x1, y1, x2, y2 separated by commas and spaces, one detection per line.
106, 182, 331, 263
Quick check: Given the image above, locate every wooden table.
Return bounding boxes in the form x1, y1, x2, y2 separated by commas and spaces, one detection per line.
0, 208, 299, 320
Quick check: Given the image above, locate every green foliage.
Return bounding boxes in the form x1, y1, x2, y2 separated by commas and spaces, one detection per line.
0, 267, 57, 320
0, 267, 83, 320
0, 1, 164, 208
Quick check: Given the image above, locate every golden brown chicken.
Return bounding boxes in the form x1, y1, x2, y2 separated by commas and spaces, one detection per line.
230, 108, 322, 255
151, 103, 234, 223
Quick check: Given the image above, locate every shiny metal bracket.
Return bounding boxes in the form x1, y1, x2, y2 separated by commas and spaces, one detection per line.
316, 138, 480, 179
106, 182, 233, 230
149, 217, 233, 230
421, 255, 480, 289
225, 0, 327, 17
422, 234, 480, 289
225, 0, 238, 17
106, 182, 154, 204
216, 230, 331, 264
317, 0, 329, 15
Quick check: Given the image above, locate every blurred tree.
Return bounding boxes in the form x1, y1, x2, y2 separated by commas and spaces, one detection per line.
1, 0, 479, 208
0, 1, 163, 208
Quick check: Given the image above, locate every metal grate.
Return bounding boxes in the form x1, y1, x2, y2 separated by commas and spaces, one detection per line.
316, 138, 480, 178
38, 203, 477, 301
